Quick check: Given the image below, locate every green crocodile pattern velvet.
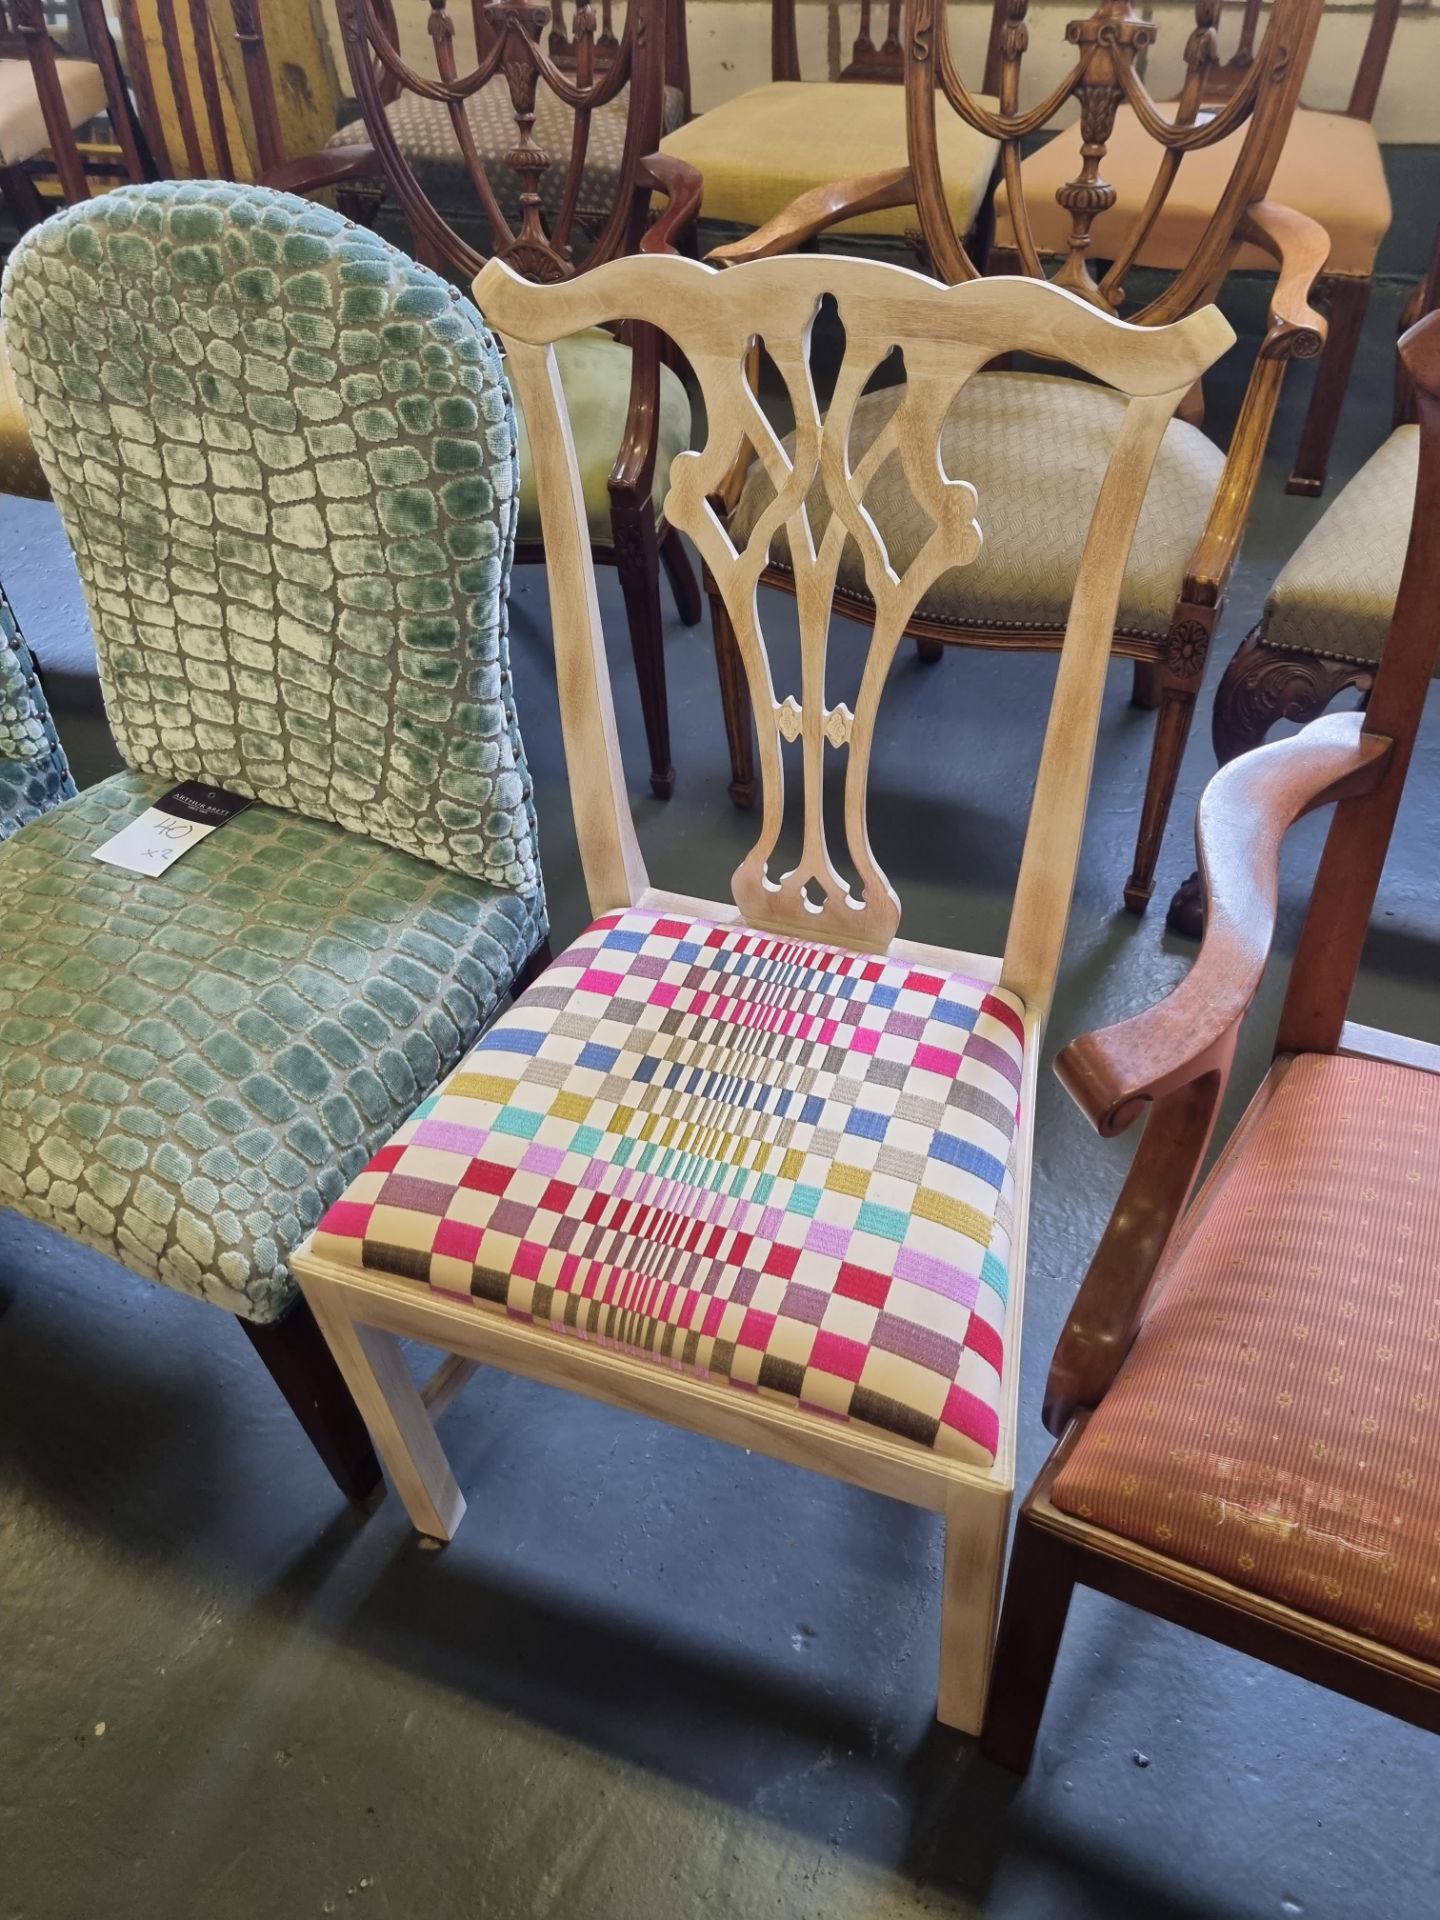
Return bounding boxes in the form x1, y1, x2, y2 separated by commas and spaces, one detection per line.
0, 578, 76, 840
1, 180, 540, 896
0, 772, 544, 1321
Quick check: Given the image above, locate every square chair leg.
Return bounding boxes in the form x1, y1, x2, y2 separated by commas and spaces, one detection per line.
240, 1299, 383, 1505
937, 1480, 1012, 1735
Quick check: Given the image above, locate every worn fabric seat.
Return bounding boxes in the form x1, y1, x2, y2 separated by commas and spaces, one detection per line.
0, 772, 540, 1320
1, 579, 75, 838
326, 79, 686, 229
998, 104, 1391, 281
660, 80, 999, 239
0, 54, 107, 169
731, 371, 1226, 642
1260, 424, 1422, 664
1053, 1052, 1440, 1664
311, 907, 1026, 1464
515, 327, 690, 541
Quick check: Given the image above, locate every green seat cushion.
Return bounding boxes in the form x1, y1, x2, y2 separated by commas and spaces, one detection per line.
730, 370, 1225, 642
1263, 425, 1422, 666
0, 772, 544, 1323
513, 327, 692, 545
1, 579, 75, 841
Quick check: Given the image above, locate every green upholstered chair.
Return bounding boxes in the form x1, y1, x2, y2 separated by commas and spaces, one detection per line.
1, 578, 76, 839
0, 178, 549, 1502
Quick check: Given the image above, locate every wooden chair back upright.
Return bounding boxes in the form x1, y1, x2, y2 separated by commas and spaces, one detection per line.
1201, 0, 1401, 119
772, 0, 909, 85
923, 0, 1326, 320
474, 249, 1232, 1014
338, 0, 669, 283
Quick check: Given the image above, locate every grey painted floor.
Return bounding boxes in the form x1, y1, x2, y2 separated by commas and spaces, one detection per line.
3, 270, 1439, 1920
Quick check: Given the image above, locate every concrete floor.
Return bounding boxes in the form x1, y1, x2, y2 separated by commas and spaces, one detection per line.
3, 267, 1439, 1919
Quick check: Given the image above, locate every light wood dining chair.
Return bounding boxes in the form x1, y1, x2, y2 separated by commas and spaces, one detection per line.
289, 246, 1231, 1733
983, 306, 1440, 1772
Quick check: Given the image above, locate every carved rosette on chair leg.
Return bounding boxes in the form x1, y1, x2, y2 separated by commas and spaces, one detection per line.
1165, 624, 1372, 935
1125, 606, 1212, 914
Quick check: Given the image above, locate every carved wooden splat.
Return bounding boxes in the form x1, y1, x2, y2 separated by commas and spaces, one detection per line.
478, 251, 1233, 1002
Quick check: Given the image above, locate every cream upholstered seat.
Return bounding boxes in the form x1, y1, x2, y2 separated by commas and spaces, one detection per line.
660, 80, 999, 239
326, 79, 687, 229
730, 371, 1227, 642
311, 906, 1025, 1465
0, 54, 107, 169
1260, 425, 1422, 663
997, 103, 1391, 280
518, 329, 691, 542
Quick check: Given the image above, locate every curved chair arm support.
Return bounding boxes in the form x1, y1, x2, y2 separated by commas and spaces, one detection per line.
1181, 201, 1329, 604
638, 151, 704, 256
609, 154, 705, 512
1240, 200, 1330, 359
1056, 713, 1391, 1136
257, 144, 386, 197
706, 166, 917, 266
1043, 1065, 1229, 1434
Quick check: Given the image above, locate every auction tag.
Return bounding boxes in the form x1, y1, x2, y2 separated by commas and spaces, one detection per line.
92, 781, 253, 878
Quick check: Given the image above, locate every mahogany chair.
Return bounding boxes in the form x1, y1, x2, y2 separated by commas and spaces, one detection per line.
982, 305, 1440, 1773
1166, 225, 1440, 939
707, 0, 1328, 915
286, 245, 1232, 1735
1004, 0, 1400, 499
658, 0, 1000, 258
326, 0, 703, 803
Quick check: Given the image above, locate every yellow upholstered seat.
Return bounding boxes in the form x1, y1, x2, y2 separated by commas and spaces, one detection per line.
0, 54, 107, 170
516, 329, 691, 544
661, 80, 999, 238
998, 103, 1390, 279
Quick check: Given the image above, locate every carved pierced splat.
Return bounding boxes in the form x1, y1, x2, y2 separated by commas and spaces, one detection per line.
337, 0, 665, 281
913, 0, 1325, 320
478, 252, 1233, 1000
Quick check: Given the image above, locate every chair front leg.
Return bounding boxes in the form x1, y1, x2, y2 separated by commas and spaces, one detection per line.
611, 501, 675, 800
705, 567, 757, 808
240, 1298, 382, 1504
1124, 605, 1212, 914
301, 1276, 466, 1541
937, 1479, 1012, 1735
980, 1504, 1080, 1772
1287, 274, 1372, 499
659, 525, 703, 626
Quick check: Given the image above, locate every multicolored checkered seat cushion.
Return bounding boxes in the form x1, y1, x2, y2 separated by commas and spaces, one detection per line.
312, 909, 1026, 1465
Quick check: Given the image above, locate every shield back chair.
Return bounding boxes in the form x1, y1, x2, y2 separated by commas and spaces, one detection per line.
981, 306, 1440, 1773
290, 247, 1232, 1732
1, 577, 75, 839
706, 0, 1327, 917
658, 0, 1000, 259
324, 0, 702, 805
1166, 222, 1440, 939
0, 178, 550, 1504
1002, 0, 1401, 498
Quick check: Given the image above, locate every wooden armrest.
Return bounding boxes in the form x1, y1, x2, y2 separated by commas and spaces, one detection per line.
1182, 203, 1331, 602
257, 144, 384, 197
638, 151, 704, 256
1239, 200, 1329, 361
706, 166, 916, 266
1056, 714, 1390, 1136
